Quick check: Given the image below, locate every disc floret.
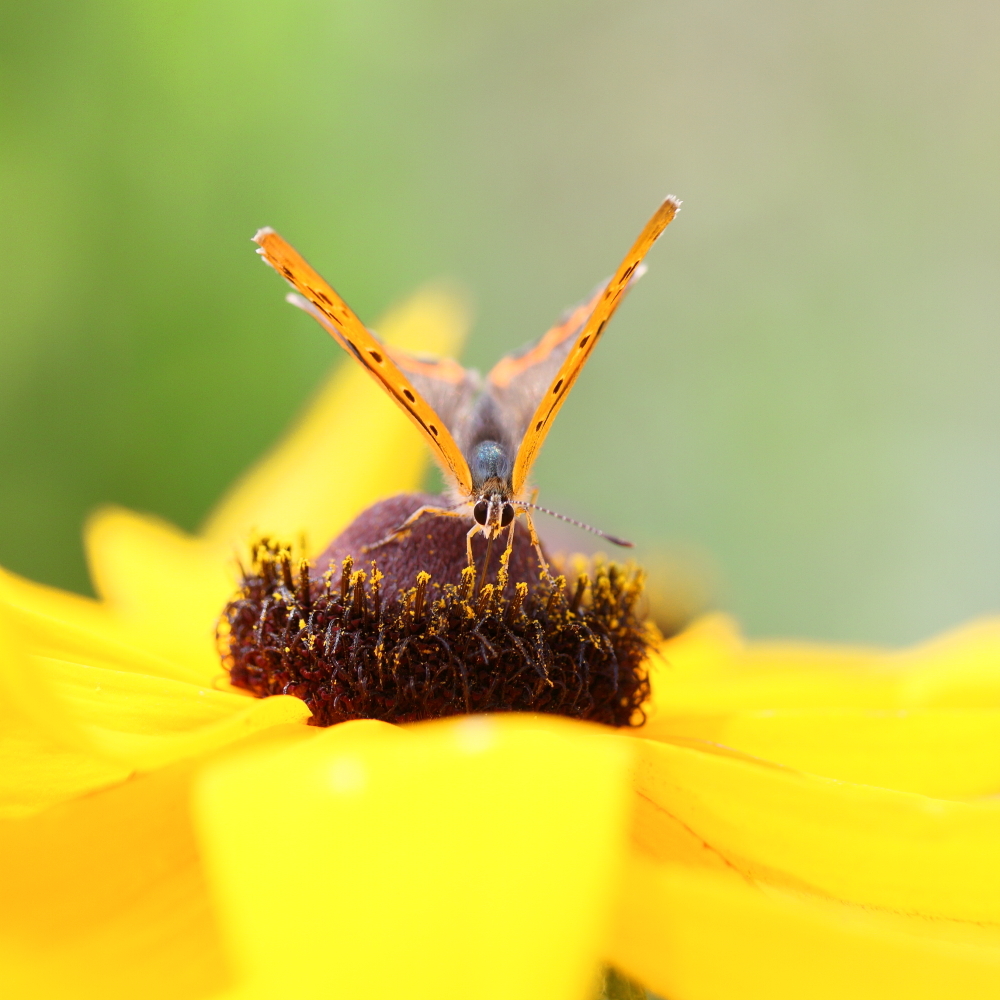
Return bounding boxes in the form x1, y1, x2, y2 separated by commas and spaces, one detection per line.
222, 539, 652, 728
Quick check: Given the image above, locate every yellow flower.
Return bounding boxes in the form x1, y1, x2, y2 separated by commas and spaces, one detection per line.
2, 287, 1000, 999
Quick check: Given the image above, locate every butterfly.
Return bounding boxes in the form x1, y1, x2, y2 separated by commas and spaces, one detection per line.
253, 197, 680, 578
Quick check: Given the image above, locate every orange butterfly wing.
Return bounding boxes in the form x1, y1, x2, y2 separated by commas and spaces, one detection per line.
487, 286, 603, 391
509, 197, 680, 496
253, 228, 474, 496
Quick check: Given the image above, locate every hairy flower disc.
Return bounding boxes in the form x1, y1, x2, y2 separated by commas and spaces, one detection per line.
222, 494, 653, 727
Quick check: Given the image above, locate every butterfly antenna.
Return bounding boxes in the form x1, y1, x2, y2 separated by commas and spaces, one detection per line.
518, 503, 634, 548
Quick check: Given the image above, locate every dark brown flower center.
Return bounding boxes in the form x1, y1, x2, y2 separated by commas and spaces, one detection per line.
220, 494, 653, 727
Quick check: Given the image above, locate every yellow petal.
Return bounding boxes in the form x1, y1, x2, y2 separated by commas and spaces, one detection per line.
84, 506, 235, 671
0, 696, 131, 818
0, 763, 226, 1000
0, 593, 89, 752
0, 724, 314, 1000
607, 852, 1000, 1000
895, 617, 1000, 707
194, 714, 631, 1000
647, 615, 894, 716
0, 600, 310, 770
650, 613, 747, 680
648, 614, 1000, 719
642, 707, 1000, 798
630, 735, 1000, 922
0, 563, 213, 686
200, 286, 471, 556
37, 656, 311, 769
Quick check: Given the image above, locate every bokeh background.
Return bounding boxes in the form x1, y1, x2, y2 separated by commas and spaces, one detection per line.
2, 0, 1000, 644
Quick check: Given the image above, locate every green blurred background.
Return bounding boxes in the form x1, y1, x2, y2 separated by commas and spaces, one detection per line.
2, 1, 999, 644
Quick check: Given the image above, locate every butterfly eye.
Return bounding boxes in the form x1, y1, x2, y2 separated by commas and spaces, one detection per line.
500, 503, 515, 528
473, 501, 489, 525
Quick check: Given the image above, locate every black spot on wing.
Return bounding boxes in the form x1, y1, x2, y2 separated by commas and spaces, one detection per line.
403, 388, 415, 402
552, 378, 563, 395
369, 350, 383, 364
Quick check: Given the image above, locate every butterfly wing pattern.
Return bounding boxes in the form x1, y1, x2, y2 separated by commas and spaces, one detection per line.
383, 344, 482, 446
253, 228, 475, 496
254, 196, 678, 558
484, 284, 604, 466
507, 196, 680, 496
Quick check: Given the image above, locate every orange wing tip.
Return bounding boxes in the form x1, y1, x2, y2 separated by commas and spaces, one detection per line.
645, 196, 682, 246
252, 226, 275, 244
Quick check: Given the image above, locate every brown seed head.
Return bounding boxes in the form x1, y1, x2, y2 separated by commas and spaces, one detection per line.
221, 493, 654, 728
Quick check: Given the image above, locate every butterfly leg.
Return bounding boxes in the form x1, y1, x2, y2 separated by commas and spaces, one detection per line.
517, 507, 551, 580
501, 516, 517, 567
361, 505, 467, 554
465, 522, 481, 569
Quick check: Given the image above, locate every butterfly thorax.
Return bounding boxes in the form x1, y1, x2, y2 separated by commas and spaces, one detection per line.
468, 439, 516, 536
468, 439, 513, 492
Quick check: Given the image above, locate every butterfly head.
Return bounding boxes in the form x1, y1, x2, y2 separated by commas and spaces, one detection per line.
473, 494, 515, 537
